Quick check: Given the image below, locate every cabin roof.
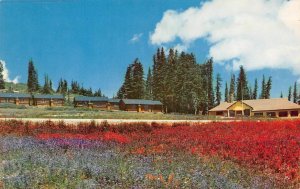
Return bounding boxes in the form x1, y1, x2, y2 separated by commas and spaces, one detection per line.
0, 93, 31, 98
209, 102, 233, 111
34, 94, 64, 99
121, 99, 162, 105
74, 96, 108, 102
209, 98, 300, 112
108, 99, 120, 103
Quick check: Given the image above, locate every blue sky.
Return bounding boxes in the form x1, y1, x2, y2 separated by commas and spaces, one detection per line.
0, 0, 299, 98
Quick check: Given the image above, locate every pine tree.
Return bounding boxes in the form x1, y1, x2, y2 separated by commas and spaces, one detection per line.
42, 74, 52, 94
0, 61, 5, 89
215, 73, 222, 105
62, 80, 68, 95
260, 75, 266, 99
49, 80, 53, 92
248, 85, 253, 100
207, 58, 215, 109
71, 80, 80, 94
224, 82, 229, 102
27, 59, 39, 93
56, 78, 63, 93
163, 48, 176, 112
288, 86, 292, 101
265, 77, 272, 99
117, 85, 125, 99
131, 58, 144, 99
94, 88, 102, 97
124, 64, 134, 98
229, 74, 235, 102
253, 78, 258, 99
236, 66, 249, 101
152, 48, 164, 102
293, 81, 297, 103
145, 68, 153, 100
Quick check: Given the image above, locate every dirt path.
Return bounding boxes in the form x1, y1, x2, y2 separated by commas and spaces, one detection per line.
0, 118, 236, 124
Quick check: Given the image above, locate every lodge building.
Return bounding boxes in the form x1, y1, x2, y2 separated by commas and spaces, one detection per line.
209, 98, 300, 118
0, 92, 163, 113
73, 96, 110, 110
0, 93, 32, 105
119, 99, 163, 113
33, 94, 65, 107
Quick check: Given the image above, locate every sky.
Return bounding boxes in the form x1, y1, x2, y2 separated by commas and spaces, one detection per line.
0, 0, 300, 98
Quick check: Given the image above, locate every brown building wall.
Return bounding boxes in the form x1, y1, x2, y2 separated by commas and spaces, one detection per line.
74, 101, 107, 109
0, 97, 31, 105
91, 101, 107, 109
34, 99, 64, 106
119, 101, 163, 113
110, 102, 120, 110
18, 98, 31, 105
152, 105, 163, 113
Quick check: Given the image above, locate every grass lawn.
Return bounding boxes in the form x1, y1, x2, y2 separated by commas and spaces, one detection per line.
0, 105, 219, 120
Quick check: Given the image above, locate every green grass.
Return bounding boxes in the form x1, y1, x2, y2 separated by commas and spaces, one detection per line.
5, 82, 28, 92
0, 105, 222, 120
0, 105, 284, 120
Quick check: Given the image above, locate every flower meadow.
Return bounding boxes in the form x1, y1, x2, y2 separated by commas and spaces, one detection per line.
0, 120, 300, 188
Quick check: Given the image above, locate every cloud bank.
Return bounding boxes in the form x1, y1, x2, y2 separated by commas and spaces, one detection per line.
0, 60, 20, 84
150, 0, 300, 74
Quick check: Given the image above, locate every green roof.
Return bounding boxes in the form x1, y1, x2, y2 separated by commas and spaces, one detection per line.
108, 99, 120, 103
0, 93, 31, 98
34, 94, 64, 99
74, 96, 108, 102
121, 99, 162, 105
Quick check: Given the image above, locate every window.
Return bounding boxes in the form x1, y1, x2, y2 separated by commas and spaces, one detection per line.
244, 109, 251, 116
279, 111, 288, 117
290, 111, 299, 117
229, 110, 235, 117
254, 112, 264, 117
267, 112, 276, 117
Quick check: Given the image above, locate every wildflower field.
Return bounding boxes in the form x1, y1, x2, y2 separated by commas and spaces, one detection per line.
0, 120, 300, 188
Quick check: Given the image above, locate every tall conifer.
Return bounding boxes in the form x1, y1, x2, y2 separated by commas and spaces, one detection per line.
27, 59, 39, 93
236, 66, 249, 101
0, 61, 5, 89
293, 81, 297, 103
215, 73, 222, 105
253, 78, 258, 99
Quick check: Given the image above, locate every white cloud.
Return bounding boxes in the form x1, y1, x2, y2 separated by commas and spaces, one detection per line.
130, 33, 143, 43
0, 60, 20, 84
150, 0, 300, 75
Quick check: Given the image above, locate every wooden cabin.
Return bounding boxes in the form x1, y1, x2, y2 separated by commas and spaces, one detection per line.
119, 99, 163, 113
74, 96, 109, 110
108, 99, 120, 110
33, 94, 64, 107
209, 98, 300, 118
0, 93, 32, 106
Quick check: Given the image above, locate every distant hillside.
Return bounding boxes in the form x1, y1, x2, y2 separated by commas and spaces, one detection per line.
4, 82, 28, 93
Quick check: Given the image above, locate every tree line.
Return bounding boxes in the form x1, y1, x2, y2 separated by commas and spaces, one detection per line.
26, 59, 105, 97
117, 48, 299, 114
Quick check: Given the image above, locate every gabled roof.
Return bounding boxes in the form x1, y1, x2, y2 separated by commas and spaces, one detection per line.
108, 99, 120, 103
243, 98, 300, 111
209, 102, 233, 111
34, 94, 64, 99
74, 96, 108, 102
0, 93, 31, 98
209, 98, 300, 112
121, 99, 162, 105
